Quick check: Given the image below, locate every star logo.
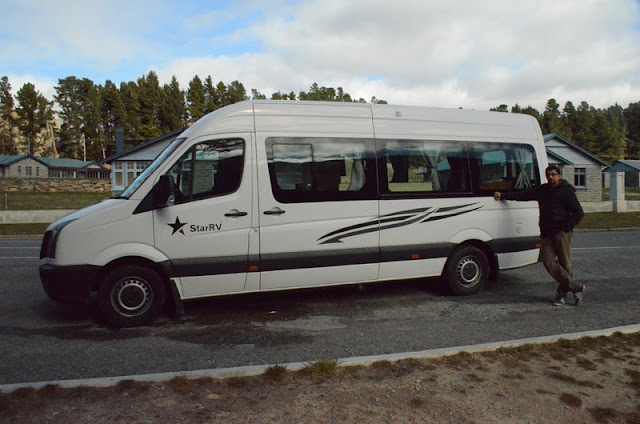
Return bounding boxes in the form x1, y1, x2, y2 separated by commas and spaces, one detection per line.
168, 217, 187, 235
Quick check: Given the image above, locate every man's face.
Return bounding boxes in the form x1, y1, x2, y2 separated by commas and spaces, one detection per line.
546, 169, 561, 187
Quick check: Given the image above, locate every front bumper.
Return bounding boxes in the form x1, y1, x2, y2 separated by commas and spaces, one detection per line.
39, 264, 102, 304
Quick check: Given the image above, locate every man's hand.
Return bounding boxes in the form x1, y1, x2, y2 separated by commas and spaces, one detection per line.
494, 192, 502, 201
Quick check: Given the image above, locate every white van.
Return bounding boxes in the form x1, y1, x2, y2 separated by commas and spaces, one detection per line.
39, 100, 546, 327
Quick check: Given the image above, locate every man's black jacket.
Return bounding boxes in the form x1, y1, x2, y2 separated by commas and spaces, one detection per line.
502, 179, 584, 237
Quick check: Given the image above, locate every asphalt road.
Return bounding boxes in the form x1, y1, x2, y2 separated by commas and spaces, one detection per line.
0, 231, 639, 385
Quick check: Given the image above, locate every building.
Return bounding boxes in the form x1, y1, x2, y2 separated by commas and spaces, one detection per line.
103, 128, 185, 193
544, 134, 609, 202
0, 154, 110, 179
607, 160, 640, 188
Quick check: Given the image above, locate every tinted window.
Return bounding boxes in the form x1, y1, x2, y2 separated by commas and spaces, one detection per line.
381, 140, 470, 195
166, 138, 244, 203
470, 143, 540, 193
267, 137, 376, 203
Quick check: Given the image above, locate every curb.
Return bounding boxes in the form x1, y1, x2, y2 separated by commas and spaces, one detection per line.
1, 323, 638, 394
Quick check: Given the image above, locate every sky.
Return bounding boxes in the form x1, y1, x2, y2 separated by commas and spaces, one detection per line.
1, 0, 640, 112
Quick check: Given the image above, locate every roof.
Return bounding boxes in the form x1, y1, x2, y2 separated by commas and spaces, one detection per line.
0, 154, 107, 170
37, 157, 106, 169
545, 149, 573, 165
0, 154, 28, 166
610, 160, 640, 171
0, 154, 51, 167
103, 128, 185, 164
543, 134, 609, 167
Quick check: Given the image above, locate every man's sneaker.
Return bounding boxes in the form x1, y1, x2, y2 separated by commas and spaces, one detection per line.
553, 292, 566, 306
574, 285, 585, 306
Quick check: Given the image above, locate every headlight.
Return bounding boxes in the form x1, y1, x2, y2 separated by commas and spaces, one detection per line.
40, 219, 77, 259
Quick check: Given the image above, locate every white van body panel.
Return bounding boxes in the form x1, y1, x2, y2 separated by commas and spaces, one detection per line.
92, 242, 171, 267
47, 199, 155, 267
40, 100, 548, 317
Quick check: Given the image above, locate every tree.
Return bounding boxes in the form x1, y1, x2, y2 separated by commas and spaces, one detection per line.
0, 76, 16, 154
624, 102, 640, 159
120, 81, 142, 144
160, 76, 186, 133
55, 77, 101, 159
541, 98, 564, 135
490, 104, 509, 113
186, 75, 206, 123
227, 80, 249, 104
572, 101, 597, 151
100, 80, 127, 158
251, 89, 266, 100
15, 83, 53, 155
137, 71, 163, 138
203, 76, 218, 114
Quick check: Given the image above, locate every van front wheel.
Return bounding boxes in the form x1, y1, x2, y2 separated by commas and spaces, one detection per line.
444, 246, 489, 295
98, 264, 166, 328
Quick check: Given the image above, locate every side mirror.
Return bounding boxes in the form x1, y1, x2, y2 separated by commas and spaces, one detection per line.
152, 174, 176, 209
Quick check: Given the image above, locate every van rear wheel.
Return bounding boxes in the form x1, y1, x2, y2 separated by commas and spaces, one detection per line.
98, 264, 166, 328
444, 246, 489, 295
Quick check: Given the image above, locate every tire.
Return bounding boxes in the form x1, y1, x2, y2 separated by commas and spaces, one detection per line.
98, 264, 166, 328
444, 246, 489, 295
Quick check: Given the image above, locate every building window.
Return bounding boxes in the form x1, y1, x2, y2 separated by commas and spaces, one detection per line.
26, 166, 32, 176
36, 167, 40, 177
574, 168, 586, 188
17, 166, 21, 176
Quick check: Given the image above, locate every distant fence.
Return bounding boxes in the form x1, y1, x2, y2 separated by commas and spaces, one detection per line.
0, 210, 76, 224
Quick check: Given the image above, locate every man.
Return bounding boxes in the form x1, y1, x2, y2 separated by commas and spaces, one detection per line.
494, 165, 585, 306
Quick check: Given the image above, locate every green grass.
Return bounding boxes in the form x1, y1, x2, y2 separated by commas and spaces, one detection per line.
0, 192, 111, 210
579, 212, 640, 230
0, 223, 49, 236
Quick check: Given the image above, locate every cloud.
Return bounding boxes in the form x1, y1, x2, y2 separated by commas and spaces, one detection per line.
3, 0, 640, 112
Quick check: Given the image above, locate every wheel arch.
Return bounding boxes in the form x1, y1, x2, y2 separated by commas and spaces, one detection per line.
444, 238, 499, 284
96, 256, 179, 308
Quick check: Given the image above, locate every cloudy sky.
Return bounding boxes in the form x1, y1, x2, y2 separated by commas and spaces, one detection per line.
2, 0, 640, 112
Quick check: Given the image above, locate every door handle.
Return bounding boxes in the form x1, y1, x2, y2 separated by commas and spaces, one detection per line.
225, 209, 248, 217
263, 207, 286, 215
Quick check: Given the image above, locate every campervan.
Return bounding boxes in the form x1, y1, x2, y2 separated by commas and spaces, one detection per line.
40, 101, 546, 327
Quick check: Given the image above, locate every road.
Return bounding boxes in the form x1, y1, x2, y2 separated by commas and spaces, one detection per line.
0, 231, 639, 385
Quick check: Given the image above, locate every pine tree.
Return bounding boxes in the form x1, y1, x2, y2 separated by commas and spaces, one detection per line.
542, 98, 564, 135
137, 71, 162, 138
0, 76, 16, 154
187, 75, 206, 123
15, 83, 53, 155
160, 76, 186, 132
624, 102, 640, 159
100, 80, 127, 158
227, 81, 249, 104
203, 76, 218, 114
120, 81, 142, 145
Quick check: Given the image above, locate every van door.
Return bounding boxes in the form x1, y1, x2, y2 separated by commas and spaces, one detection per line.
377, 138, 480, 280
153, 134, 253, 298
256, 135, 379, 290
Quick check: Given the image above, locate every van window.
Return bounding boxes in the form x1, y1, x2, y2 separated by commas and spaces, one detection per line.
382, 140, 470, 195
267, 137, 376, 202
167, 138, 244, 203
471, 143, 539, 193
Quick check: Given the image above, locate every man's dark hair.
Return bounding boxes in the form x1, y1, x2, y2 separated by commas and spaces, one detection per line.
545, 165, 561, 175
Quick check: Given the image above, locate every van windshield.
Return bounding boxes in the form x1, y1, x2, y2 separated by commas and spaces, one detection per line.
118, 137, 187, 199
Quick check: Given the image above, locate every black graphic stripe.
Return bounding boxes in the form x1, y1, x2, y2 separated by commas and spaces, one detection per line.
421, 206, 483, 222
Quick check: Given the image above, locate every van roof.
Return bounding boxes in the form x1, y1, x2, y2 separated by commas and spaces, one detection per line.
180, 100, 541, 142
